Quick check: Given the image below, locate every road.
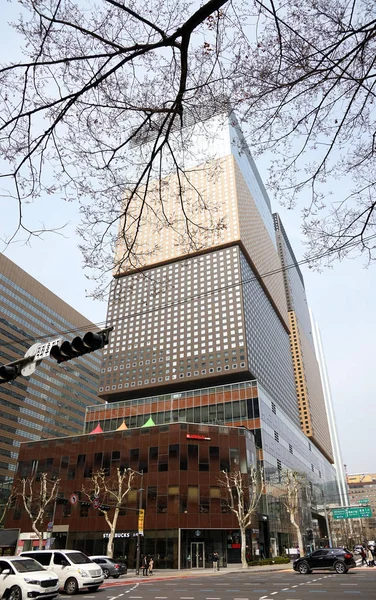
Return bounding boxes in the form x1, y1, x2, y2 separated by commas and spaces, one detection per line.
83, 567, 376, 600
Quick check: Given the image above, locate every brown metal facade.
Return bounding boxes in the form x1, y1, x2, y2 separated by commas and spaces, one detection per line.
6, 423, 258, 567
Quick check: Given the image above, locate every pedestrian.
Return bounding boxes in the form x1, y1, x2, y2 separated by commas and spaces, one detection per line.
148, 556, 154, 575
366, 547, 374, 567
142, 555, 149, 576
212, 551, 219, 571
360, 547, 367, 565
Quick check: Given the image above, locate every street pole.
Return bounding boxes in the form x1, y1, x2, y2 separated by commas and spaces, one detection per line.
324, 506, 333, 548
135, 471, 144, 576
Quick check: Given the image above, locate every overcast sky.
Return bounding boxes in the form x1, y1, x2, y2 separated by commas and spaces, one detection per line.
1, 2, 373, 476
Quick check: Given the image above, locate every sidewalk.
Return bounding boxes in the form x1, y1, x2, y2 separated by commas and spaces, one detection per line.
106, 562, 292, 585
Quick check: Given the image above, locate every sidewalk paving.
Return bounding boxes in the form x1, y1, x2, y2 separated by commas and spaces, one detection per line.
106, 562, 292, 585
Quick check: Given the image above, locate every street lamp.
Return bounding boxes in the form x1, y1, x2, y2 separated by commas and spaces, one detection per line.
128, 469, 144, 576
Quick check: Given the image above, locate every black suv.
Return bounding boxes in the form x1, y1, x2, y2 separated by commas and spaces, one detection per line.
293, 548, 356, 574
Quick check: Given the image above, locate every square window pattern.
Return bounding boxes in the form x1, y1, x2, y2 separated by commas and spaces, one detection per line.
101, 247, 246, 391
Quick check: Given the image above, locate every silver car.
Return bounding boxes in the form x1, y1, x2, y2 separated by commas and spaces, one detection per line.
89, 557, 127, 579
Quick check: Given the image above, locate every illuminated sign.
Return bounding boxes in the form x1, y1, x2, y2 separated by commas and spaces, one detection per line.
186, 434, 211, 441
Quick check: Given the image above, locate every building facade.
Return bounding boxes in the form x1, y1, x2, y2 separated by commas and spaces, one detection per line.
94, 112, 338, 553
273, 215, 333, 463
0, 253, 101, 485
5, 112, 340, 562
7, 423, 260, 567
347, 473, 376, 542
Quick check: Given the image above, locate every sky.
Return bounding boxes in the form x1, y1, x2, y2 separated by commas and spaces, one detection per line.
1, 2, 374, 476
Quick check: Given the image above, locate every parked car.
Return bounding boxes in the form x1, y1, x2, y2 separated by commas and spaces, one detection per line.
20, 550, 104, 594
0, 556, 59, 600
89, 556, 127, 579
293, 548, 356, 574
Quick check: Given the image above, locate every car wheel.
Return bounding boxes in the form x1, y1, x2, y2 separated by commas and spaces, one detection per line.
112, 575, 120, 579
103, 568, 110, 579
298, 561, 311, 574
64, 577, 79, 595
9, 586, 22, 600
334, 561, 347, 574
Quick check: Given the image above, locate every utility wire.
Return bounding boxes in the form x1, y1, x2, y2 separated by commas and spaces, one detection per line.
1, 231, 375, 355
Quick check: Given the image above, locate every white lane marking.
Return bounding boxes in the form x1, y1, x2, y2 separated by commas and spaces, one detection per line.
271, 593, 279, 596
341, 583, 358, 586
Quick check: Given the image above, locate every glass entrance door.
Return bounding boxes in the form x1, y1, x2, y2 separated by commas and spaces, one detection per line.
190, 542, 205, 568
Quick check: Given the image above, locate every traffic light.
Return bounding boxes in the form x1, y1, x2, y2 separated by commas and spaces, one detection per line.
0, 364, 20, 383
50, 327, 113, 363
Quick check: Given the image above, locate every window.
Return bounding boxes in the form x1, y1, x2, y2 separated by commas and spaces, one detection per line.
149, 447, 158, 460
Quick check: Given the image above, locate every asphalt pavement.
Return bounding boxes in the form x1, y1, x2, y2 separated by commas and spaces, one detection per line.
97, 564, 376, 599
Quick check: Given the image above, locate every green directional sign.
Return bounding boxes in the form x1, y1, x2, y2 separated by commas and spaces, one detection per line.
332, 506, 373, 520
357, 498, 369, 505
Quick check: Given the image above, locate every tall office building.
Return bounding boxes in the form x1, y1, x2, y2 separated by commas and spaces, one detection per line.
0, 253, 101, 484
273, 215, 333, 463
94, 111, 338, 544
6, 112, 339, 561
99, 113, 299, 425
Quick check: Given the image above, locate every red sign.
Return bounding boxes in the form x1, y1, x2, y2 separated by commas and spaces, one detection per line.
186, 434, 211, 441
69, 493, 78, 505
92, 498, 100, 509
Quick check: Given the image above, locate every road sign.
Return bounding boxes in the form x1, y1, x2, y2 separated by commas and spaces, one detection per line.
47, 522, 54, 532
22, 343, 42, 376
70, 493, 78, 505
21, 339, 62, 377
34, 339, 62, 360
357, 498, 370, 505
138, 509, 145, 535
332, 506, 373, 520
92, 498, 100, 509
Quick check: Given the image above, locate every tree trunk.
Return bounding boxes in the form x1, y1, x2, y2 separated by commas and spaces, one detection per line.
31, 522, 43, 550
290, 513, 303, 554
240, 527, 248, 568
106, 507, 120, 558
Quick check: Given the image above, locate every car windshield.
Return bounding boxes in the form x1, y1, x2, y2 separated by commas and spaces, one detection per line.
12, 559, 46, 573
68, 552, 93, 565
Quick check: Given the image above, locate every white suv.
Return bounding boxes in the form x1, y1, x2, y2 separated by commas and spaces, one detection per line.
20, 550, 103, 594
0, 556, 59, 600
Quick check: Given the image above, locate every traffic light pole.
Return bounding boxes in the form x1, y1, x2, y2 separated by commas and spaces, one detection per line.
136, 481, 143, 576
0, 327, 113, 383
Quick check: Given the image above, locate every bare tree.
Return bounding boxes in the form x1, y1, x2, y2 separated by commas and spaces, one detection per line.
82, 467, 136, 558
280, 470, 306, 553
1, 0, 375, 285
0, 489, 16, 528
219, 466, 264, 568
241, 0, 376, 266
16, 473, 60, 550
